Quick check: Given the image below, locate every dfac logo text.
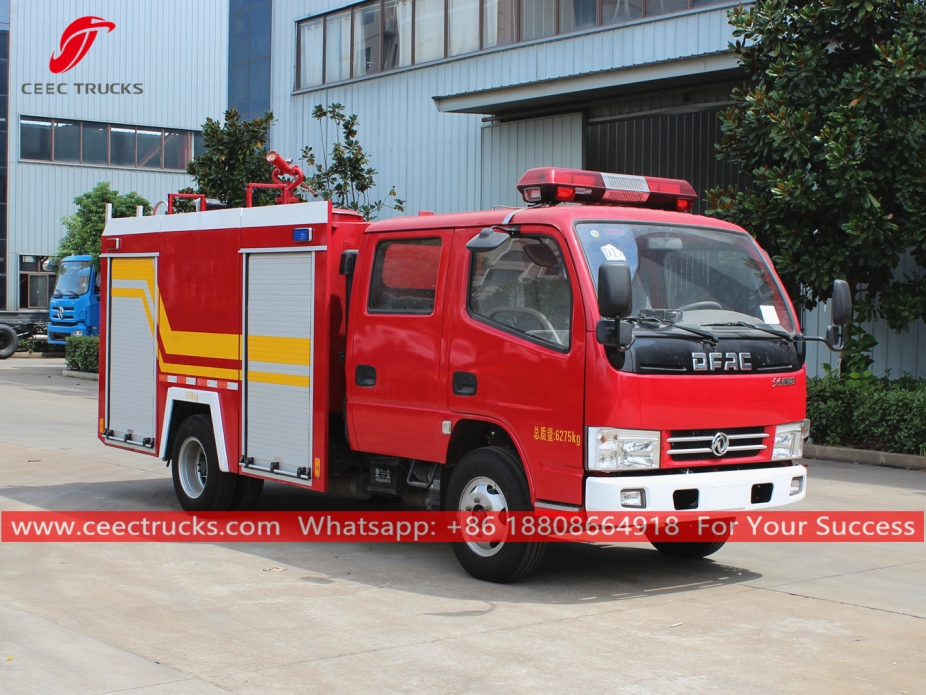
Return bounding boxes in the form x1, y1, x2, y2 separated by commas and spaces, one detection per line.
22, 16, 143, 95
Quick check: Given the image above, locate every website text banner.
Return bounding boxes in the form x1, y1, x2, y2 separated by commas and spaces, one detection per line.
2, 511, 923, 543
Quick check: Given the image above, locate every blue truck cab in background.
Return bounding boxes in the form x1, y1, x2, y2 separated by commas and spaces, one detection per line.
47, 255, 100, 345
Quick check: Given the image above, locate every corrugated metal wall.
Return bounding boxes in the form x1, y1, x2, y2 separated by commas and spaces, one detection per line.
269, 5, 738, 218
803, 251, 926, 379
586, 106, 747, 215
6, 0, 228, 308
480, 113, 584, 209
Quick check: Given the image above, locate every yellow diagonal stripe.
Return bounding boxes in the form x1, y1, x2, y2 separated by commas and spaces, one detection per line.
111, 258, 155, 301
158, 298, 239, 361
247, 335, 311, 366
111, 288, 154, 336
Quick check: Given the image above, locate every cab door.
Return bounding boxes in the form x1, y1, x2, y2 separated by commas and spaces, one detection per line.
446, 225, 587, 505
346, 230, 453, 461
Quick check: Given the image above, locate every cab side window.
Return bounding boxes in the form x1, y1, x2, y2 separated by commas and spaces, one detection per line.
368, 238, 442, 314
469, 236, 571, 349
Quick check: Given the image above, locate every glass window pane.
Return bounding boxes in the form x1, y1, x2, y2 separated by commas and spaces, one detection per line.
449, 0, 479, 56
602, 0, 643, 24
645, 0, 689, 15
53, 121, 80, 162
229, 10, 250, 64
110, 127, 135, 167
325, 10, 352, 83
193, 132, 205, 158
29, 274, 48, 308
297, 18, 324, 88
20, 118, 51, 160
82, 122, 107, 164
483, 0, 516, 48
163, 131, 190, 170
137, 129, 162, 168
353, 2, 382, 77
521, 0, 556, 40
383, 0, 412, 69
415, 0, 445, 63
229, 62, 249, 115
469, 237, 572, 347
368, 239, 442, 314
560, 0, 597, 32
250, 2, 272, 58
249, 57, 271, 115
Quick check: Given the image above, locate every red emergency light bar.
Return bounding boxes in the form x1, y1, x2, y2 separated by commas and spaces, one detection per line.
516, 167, 697, 212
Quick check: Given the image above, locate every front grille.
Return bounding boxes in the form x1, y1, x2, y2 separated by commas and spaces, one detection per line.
667, 426, 768, 462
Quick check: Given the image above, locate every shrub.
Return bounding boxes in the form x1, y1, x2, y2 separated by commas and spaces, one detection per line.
16, 338, 65, 354
65, 335, 100, 373
807, 377, 926, 456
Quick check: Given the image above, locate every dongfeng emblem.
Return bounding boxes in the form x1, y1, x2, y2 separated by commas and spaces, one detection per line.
710, 432, 730, 457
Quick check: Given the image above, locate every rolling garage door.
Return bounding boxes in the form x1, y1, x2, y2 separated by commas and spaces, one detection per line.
106, 256, 158, 448
243, 252, 315, 484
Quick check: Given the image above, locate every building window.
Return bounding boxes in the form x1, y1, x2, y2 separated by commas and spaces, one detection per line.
228, 0, 273, 119
296, 0, 726, 87
18, 118, 199, 170
18, 256, 55, 310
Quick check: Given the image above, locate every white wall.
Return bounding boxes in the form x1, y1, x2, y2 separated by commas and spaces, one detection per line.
5, 0, 228, 309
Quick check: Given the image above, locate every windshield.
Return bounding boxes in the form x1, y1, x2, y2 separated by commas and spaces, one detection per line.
55, 261, 92, 297
576, 222, 796, 333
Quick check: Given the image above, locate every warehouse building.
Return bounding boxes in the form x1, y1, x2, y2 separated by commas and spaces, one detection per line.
3, 0, 227, 312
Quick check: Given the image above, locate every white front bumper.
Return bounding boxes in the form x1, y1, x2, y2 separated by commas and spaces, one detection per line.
585, 464, 807, 512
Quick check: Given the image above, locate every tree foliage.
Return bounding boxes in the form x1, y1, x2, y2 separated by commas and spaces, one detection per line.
709, 0, 926, 370
301, 103, 404, 221
57, 182, 151, 265
184, 108, 276, 209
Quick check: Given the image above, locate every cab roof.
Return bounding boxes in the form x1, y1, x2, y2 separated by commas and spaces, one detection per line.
365, 204, 748, 235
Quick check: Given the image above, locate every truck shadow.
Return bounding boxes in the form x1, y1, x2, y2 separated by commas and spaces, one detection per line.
1, 477, 762, 604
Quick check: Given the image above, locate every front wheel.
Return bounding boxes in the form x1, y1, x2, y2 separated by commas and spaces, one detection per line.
0, 325, 18, 360
171, 414, 237, 511
650, 541, 726, 559
447, 447, 546, 583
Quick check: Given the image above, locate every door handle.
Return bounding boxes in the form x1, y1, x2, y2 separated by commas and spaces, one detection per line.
355, 364, 377, 387
452, 371, 477, 396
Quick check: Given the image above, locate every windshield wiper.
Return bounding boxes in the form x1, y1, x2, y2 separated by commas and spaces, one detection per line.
704, 321, 794, 341
627, 315, 718, 344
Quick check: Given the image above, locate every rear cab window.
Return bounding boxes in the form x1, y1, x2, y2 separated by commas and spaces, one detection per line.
368, 238, 442, 314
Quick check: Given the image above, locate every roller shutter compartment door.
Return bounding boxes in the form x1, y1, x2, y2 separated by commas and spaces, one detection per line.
107, 257, 158, 447
244, 252, 315, 481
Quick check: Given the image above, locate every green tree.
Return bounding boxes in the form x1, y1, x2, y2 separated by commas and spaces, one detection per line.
300, 103, 404, 221
183, 108, 276, 209
57, 182, 151, 265
708, 0, 926, 376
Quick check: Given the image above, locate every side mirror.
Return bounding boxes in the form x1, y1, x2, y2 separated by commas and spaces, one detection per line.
596, 318, 634, 352
831, 279, 851, 326
598, 262, 633, 319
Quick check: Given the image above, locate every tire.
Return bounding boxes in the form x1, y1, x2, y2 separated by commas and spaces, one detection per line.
171, 415, 237, 511
447, 447, 546, 583
0, 325, 18, 360
650, 541, 726, 559
230, 475, 264, 511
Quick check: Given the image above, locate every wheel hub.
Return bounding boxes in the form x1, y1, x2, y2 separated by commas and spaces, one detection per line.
177, 436, 208, 499
459, 476, 508, 557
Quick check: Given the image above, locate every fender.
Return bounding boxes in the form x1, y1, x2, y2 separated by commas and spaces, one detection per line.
159, 387, 231, 473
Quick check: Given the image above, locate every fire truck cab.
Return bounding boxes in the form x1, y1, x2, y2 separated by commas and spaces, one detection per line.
99, 163, 850, 582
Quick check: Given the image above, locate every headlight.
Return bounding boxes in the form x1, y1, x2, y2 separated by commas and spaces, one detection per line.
587, 428, 660, 471
772, 419, 810, 460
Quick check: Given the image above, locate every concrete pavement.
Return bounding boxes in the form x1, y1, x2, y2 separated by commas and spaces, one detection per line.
1, 359, 924, 694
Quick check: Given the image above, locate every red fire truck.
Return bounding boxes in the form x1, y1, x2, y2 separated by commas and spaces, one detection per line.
98, 158, 850, 582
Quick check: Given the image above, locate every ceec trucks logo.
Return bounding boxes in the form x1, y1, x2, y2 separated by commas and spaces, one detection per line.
49, 16, 115, 74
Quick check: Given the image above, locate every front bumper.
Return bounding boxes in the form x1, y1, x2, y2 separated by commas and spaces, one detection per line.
585, 464, 807, 512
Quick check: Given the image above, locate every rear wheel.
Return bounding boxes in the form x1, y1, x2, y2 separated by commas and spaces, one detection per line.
171, 415, 237, 511
448, 447, 546, 583
651, 541, 726, 559
230, 475, 264, 511
0, 325, 18, 360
